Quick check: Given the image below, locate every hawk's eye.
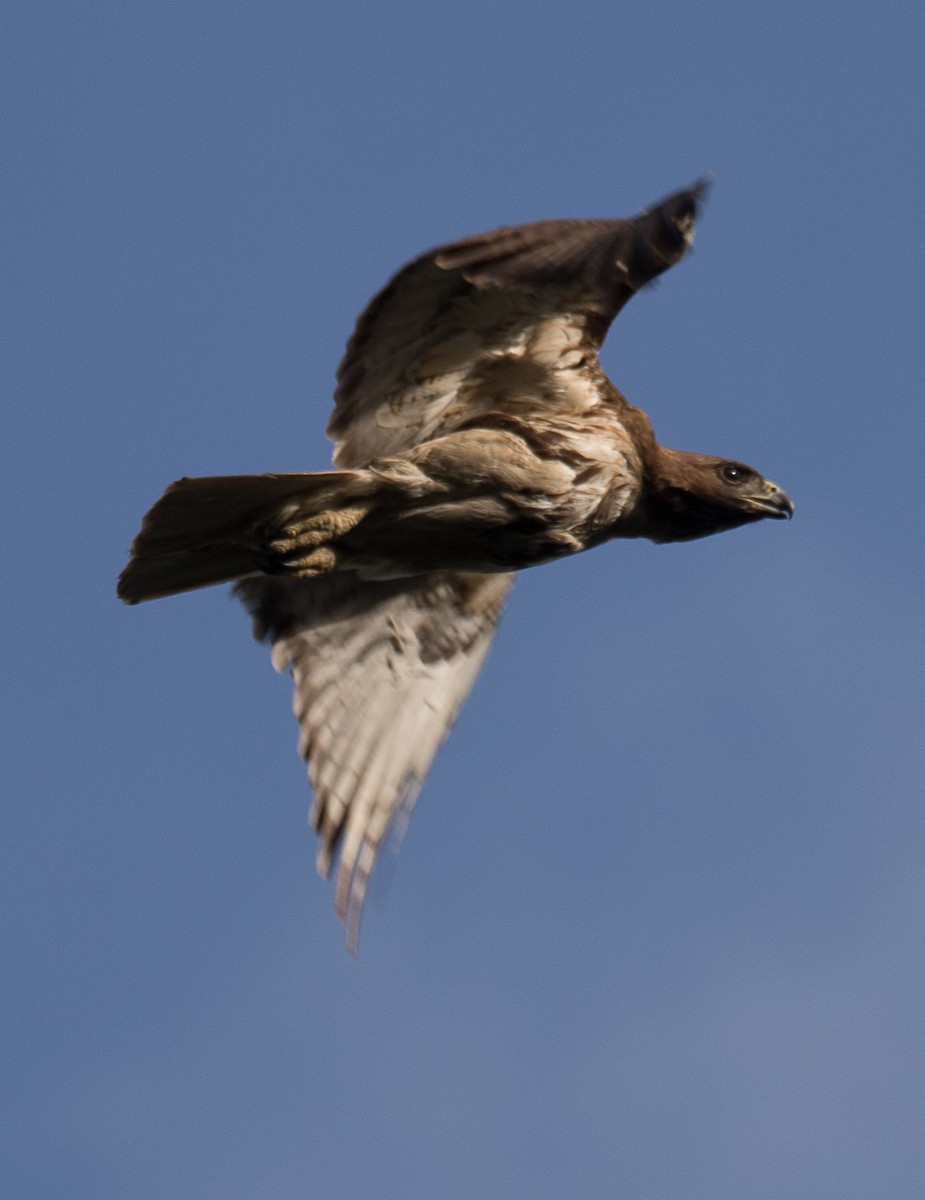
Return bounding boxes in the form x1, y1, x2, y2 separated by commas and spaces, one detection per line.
718, 464, 752, 486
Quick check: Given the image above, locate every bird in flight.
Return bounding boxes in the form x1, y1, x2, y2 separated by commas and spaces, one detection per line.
119, 180, 792, 950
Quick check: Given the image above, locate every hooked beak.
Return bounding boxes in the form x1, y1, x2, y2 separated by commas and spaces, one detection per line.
744, 481, 794, 520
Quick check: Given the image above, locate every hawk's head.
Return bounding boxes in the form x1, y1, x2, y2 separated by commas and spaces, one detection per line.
638, 447, 794, 543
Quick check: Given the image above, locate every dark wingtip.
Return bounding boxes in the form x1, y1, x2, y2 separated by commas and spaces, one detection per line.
656, 173, 713, 220
116, 565, 142, 604
627, 175, 714, 286
650, 174, 714, 228
690, 171, 715, 201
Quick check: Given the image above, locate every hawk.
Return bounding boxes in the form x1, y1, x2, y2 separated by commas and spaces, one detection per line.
119, 181, 792, 949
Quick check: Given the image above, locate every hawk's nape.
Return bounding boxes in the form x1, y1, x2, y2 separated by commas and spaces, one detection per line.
119, 179, 791, 948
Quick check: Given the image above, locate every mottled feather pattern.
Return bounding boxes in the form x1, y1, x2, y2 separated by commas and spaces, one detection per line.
328, 184, 705, 471
236, 571, 512, 951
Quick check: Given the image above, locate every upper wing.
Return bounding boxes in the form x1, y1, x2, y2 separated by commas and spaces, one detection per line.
236, 569, 513, 951
328, 180, 708, 469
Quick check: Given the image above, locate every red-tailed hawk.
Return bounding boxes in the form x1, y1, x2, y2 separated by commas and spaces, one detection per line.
119, 181, 792, 949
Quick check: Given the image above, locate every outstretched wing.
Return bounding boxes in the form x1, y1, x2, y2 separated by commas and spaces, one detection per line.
328, 179, 708, 469
236, 570, 512, 951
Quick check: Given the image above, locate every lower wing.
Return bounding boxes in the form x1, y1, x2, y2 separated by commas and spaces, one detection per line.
235, 569, 514, 951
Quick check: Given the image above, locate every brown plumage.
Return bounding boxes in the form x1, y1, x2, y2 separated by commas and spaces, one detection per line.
119, 180, 792, 949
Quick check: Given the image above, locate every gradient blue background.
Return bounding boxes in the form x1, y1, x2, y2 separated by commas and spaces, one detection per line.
5, 3, 924, 1197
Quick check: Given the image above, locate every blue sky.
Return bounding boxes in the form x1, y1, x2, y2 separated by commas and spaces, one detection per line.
4, 2, 924, 1197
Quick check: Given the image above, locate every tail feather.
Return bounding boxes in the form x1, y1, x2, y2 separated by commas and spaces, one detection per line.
118, 471, 363, 604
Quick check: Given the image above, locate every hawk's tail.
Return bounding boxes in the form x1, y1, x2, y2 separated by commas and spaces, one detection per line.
117, 471, 364, 604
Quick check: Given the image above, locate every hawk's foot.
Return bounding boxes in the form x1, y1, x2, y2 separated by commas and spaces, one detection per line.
257, 504, 369, 577
258, 545, 341, 578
